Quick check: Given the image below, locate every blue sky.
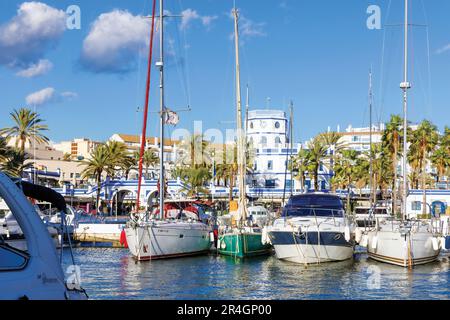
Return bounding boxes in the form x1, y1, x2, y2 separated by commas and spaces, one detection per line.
1, 0, 450, 144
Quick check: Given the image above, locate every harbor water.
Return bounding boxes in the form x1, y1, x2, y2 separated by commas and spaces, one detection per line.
63, 248, 450, 300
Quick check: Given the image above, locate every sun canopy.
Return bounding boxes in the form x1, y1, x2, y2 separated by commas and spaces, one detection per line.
20, 181, 67, 212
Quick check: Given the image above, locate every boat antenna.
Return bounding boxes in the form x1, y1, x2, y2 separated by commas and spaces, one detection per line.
136, 0, 157, 213
400, 0, 411, 220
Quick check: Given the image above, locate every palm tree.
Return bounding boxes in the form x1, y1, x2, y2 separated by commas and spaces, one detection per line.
105, 141, 129, 176
182, 167, 212, 198
305, 136, 328, 191
0, 137, 11, 164
319, 131, 343, 178
334, 149, 359, 210
177, 134, 210, 168
371, 143, 393, 202
1, 149, 33, 178
409, 120, 439, 215
431, 147, 449, 187
382, 115, 403, 215
62, 153, 72, 161
142, 148, 159, 179
292, 148, 310, 192
0, 108, 49, 152
80, 145, 113, 212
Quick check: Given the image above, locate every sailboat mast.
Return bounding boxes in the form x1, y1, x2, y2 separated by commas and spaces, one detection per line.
289, 102, 294, 197
158, 0, 166, 220
233, 8, 247, 222
401, 0, 411, 219
369, 69, 374, 209
136, 0, 157, 212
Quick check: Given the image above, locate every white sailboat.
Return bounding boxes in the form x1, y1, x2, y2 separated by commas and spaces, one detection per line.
124, 0, 212, 261
0, 172, 87, 300
363, 0, 442, 267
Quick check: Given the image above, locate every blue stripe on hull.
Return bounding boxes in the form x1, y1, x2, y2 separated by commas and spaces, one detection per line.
269, 231, 353, 247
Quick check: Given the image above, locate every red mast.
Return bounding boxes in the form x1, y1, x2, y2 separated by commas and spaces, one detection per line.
136, 0, 157, 212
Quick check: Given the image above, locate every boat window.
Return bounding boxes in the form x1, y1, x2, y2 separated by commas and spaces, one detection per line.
0, 196, 28, 252
284, 195, 344, 217
0, 244, 29, 271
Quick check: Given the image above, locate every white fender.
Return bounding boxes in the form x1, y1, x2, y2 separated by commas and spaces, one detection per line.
371, 235, 378, 250
344, 226, 351, 242
431, 237, 439, 251
355, 228, 362, 244
261, 227, 271, 245
439, 237, 446, 250
360, 234, 368, 248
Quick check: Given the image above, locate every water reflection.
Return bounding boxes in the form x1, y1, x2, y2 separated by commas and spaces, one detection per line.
63, 249, 450, 300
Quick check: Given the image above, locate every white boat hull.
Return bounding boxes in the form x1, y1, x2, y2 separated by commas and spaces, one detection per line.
74, 223, 124, 245
125, 220, 212, 261
366, 229, 441, 267
273, 243, 354, 264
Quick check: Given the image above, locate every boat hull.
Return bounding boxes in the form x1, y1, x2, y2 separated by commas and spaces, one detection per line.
125, 221, 212, 261
74, 223, 124, 247
366, 229, 441, 267
269, 231, 353, 264
217, 232, 272, 258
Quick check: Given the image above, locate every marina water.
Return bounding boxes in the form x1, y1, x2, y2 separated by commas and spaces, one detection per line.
62, 248, 450, 300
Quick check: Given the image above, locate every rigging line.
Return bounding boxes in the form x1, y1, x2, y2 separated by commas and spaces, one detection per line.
134, 0, 150, 132
177, 0, 192, 108
377, 0, 392, 124
420, 0, 433, 118
172, 6, 190, 109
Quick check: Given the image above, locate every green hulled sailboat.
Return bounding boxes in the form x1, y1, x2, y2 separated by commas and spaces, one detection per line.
217, 7, 272, 258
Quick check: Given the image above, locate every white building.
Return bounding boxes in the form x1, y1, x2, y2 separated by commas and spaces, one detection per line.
339, 124, 385, 152
53, 138, 102, 160
247, 109, 299, 193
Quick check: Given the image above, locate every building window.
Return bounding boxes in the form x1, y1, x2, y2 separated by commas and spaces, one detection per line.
250, 122, 254, 129
260, 136, 267, 146
275, 121, 280, 129
411, 201, 421, 211
268, 160, 273, 170
275, 137, 281, 145
265, 179, 276, 188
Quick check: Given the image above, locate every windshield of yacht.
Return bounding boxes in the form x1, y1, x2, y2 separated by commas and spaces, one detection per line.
283, 194, 344, 217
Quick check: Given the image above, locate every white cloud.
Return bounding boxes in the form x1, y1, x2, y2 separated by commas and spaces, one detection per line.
25, 88, 77, 106
15, 59, 53, 78
26, 87, 56, 106
436, 44, 450, 55
0, 2, 66, 69
60, 91, 78, 99
228, 10, 266, 40
180, 9, 218, 30
81, 10, 150, 73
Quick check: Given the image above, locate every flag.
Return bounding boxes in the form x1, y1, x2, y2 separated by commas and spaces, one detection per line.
165, 109, 179, 125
